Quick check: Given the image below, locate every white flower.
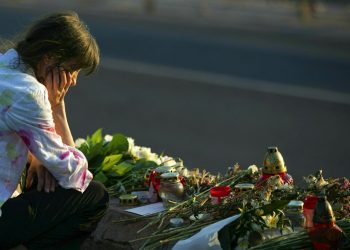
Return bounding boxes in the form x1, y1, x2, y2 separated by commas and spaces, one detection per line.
127, 137, 135, 154
139, 147, 152, 160
159, 155, 177, 167
177, 166, 189, 177
248, 165, 258, 174
130, 145, 141, 158
147, 152, 159, 163
131, 146, 159, 162
74, 138, 86, 147
155, 158, 162, 165
104, 134, 113, 142
173, 160, 184, 168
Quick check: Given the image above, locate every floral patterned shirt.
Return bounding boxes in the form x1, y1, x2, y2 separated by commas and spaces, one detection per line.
0, 49, 92, 212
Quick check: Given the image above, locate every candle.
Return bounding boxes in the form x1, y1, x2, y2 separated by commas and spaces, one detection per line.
303, 195, 318, 228
210, 186, 231, 205
309, 196, 345, 250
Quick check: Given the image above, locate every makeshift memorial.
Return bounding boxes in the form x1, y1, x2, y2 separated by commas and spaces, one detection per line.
126, 169, 349, 249
77, 130, 350, 249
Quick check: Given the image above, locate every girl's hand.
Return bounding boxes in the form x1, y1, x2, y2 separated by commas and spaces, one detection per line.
44, 66, 73, 108
26, 157, 57, 193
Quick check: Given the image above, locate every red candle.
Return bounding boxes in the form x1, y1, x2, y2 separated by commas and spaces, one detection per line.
308, 196, 346, 250
210, 186, 231, 205
303, 195, 318, 228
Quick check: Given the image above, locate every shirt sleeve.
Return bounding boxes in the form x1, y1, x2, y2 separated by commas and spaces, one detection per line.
4, 86, 92, 192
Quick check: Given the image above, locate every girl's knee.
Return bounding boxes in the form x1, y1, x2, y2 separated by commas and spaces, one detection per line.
79, 181, 109, 232
86, 181, 109, 211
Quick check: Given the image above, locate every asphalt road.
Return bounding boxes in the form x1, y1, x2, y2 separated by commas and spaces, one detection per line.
0, 6, 349, 182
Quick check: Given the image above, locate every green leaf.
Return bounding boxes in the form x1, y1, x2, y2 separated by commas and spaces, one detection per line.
110, 161, 135, 176
90, 128, 103, 145
88, 155, 105, 172
104, 133, 129, 155
78, 142, 89, 155
261, 199, 291, 216
134, 159, 158, 170
101, 154, 123, 172
94, 171, 108, 184
86, 142, 104, 161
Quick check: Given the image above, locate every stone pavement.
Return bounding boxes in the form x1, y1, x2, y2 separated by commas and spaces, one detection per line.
81, 198, 161, 250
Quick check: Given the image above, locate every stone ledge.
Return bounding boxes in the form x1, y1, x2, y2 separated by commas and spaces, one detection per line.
82, 198, 158, 250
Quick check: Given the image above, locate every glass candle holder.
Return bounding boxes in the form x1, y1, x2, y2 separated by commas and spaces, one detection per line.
303, 195, 318, 228
150, 166, 176, 193
158, 172, 185, 208
285, 200, 305, 230
210, 186, 231, 205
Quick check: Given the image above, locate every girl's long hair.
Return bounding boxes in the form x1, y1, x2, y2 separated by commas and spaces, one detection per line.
14, 11, 99, 75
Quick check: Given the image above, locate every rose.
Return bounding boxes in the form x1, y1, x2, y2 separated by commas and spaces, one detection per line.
74, 138, 86, 147
104, 134, 113, 142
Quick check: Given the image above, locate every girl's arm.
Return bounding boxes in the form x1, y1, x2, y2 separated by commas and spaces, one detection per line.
6, 68, 91, 193
52, 101, 74, 147
27, 101, 75, 193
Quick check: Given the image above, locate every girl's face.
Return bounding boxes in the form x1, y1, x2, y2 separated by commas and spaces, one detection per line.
36, 56, 80, 87
59, 60, 81, 87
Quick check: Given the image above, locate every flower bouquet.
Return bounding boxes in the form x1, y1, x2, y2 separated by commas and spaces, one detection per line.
75, 129, 184, 196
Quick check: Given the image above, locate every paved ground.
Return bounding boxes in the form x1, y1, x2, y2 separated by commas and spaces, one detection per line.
0, 2, 349, 183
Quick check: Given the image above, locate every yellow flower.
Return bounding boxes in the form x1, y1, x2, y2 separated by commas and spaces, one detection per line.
262, 211, 279, 228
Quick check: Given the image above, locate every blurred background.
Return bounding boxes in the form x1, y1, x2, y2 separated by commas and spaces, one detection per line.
0, 0, 349, 183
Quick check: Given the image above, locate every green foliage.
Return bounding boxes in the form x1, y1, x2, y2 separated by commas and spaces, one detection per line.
77, 128, 159, 192
134, 159, 158, 170
84, 128, 105, 162
101, 154, 123, 172
94, 171, 108, 184
110, 161, 135, 176
104, 133, 129, 155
